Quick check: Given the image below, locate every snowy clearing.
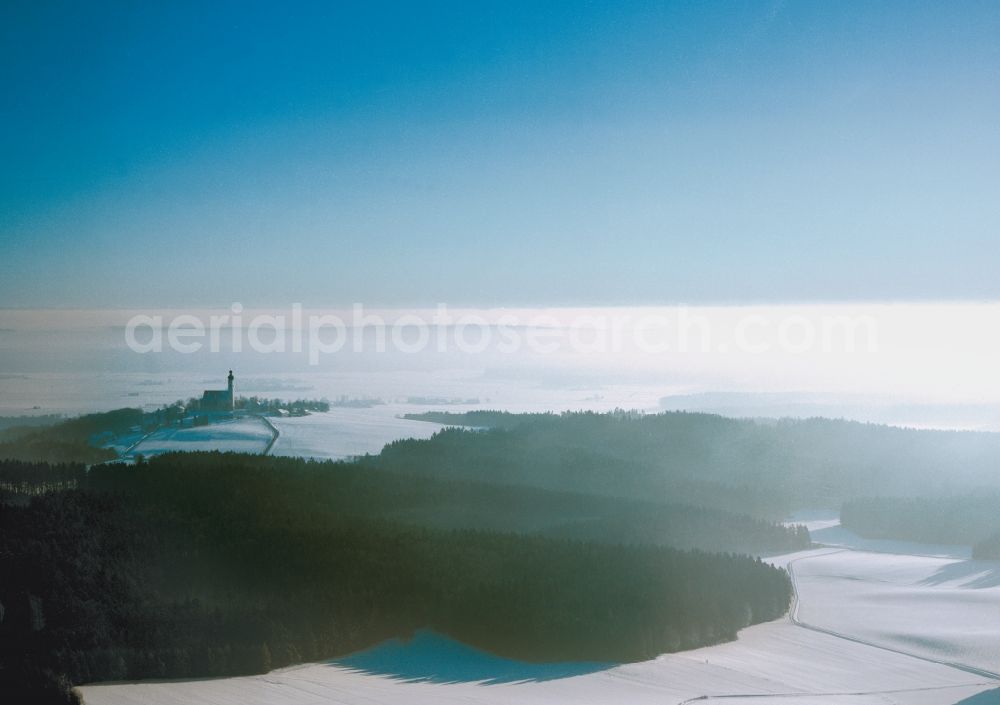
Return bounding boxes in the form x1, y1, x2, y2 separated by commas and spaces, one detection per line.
791, 550, 1000, 676
268, 405, 445, 460
125, 417, 274, 459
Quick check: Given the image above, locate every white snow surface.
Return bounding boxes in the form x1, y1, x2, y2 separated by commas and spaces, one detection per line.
791, 549, 1000, 676
80, 536, 1000, 705
125, 417, 273, 458
268, 405, 445, 460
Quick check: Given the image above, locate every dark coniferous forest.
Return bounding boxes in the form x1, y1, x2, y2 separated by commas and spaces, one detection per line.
400, 411, 1000, 514
0, 453, 792, 703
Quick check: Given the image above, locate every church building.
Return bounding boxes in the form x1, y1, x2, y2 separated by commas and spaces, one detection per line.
201, 370, 235, 412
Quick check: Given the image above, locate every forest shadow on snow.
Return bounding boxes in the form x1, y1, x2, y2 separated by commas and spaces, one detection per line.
330, 630, 616, 684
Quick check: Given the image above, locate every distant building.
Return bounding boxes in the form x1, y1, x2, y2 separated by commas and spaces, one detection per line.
201, 370, 235, 412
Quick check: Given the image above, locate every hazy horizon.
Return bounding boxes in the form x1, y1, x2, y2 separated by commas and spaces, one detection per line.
3, 301, 1000, 431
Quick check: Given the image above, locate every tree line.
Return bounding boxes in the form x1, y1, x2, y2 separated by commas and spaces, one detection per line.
841, 494, 1000, 551
974, 532, 1000, 559
0, 460, 86, 497
0, 409, 142, 464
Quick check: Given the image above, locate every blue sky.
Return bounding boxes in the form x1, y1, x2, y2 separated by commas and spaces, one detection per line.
1, 0, 998, 307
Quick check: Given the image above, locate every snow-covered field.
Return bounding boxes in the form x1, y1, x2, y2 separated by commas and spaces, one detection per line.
125, 417, 274, 458
792, 550, 1000, 677
80, 531, 1000, 705
77, 612, 998, 705
268, 405, 446, 460
106, 403, 444, 462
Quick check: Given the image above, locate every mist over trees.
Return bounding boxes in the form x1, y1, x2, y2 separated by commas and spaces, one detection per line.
403, 411, 1000, 514
974, 532, 1000, 559
842, 494, 1000, 549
